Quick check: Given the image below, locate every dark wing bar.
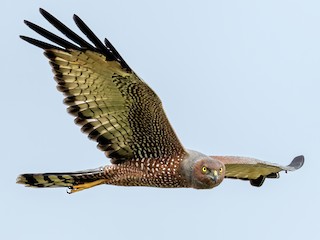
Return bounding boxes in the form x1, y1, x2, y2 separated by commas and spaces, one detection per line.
39, 8, 95, 51
20, 35, 61, 51
23, 20, 81, 50
20, 8, 131, 70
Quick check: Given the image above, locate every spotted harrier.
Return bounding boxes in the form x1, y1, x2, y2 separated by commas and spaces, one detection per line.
16, 9, 304, 193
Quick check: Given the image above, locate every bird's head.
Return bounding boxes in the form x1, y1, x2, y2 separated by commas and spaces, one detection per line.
191, 157, 225, 189
181, 150, 225, 189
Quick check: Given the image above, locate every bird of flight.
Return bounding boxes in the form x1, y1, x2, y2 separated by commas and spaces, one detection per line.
17, 9, 304, 193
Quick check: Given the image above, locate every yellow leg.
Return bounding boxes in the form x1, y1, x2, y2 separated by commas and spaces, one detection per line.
68, 179, 106, 194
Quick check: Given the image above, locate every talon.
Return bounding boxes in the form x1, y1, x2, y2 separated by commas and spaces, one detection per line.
67, 187, 73, 194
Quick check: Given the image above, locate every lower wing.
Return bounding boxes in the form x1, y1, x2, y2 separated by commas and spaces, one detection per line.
211, 155, 304, 187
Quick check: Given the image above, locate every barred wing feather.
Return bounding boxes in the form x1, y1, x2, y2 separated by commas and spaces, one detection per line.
21, 8, 185, 163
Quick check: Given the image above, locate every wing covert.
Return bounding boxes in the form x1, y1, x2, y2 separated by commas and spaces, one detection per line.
22, 9, 185, 163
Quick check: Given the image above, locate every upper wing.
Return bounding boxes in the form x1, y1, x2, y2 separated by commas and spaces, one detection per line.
211, 155, 304, 187
21, 8, 185, 163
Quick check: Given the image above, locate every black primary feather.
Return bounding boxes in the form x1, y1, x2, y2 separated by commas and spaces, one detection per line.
21, 8, 131, 71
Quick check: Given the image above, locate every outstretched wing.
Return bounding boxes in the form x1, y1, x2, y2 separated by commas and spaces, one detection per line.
212, 155, 304, 187
21, 8, 185, 163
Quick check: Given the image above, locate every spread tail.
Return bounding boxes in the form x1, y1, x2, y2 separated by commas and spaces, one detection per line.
16, 167, 105, 193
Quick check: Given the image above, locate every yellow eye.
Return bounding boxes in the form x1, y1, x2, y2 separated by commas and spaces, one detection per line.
219, 167, 223, 173
202, 166, 207, 173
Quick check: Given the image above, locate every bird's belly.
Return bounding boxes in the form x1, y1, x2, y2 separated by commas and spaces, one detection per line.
103, 162, 189, 188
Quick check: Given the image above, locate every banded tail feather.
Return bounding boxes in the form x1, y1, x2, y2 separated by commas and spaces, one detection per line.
16, 167, 105, 193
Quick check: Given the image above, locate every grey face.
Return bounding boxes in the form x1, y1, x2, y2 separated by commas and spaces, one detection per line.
191, 157, 225, 189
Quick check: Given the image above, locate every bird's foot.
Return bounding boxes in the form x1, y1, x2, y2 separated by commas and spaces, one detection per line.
67, 179, 105, 194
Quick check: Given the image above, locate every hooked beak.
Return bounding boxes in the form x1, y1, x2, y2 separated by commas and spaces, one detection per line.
210, 170, 219, 183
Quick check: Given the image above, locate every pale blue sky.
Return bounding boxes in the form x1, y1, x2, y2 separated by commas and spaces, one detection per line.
2, 1, 319, 239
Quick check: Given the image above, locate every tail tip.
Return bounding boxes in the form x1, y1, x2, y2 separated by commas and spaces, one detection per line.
16, 174, 26, 184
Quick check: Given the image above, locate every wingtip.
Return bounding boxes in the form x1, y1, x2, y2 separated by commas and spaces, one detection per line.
288, 155, 304, 170
19, 35, 32, 43
39, 8, 49, 17
73, 14, 80, 22
23, 19, 30, 26
73, 14, 82, 26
